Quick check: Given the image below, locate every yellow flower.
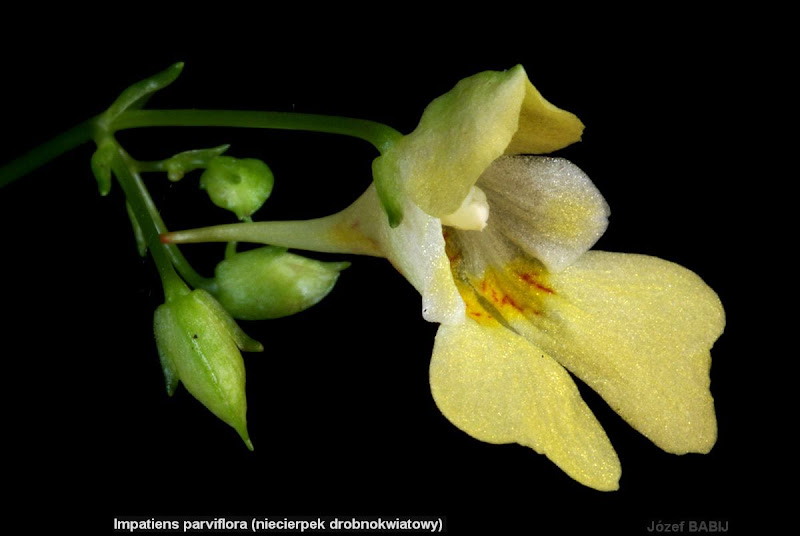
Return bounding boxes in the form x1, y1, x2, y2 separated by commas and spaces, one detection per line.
294, 178, 722, 491
163, 66, 725, 491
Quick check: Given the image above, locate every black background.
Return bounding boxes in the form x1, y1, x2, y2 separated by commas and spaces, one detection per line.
1, 17, 775, 535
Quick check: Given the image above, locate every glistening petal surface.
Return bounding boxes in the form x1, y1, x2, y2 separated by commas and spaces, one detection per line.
430, 319, 621, 491
515, 252, 725, 454
477, 156, 609, 272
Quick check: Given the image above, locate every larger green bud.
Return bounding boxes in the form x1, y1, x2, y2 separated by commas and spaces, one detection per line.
212, 247, 349, 320
200, 156, 274, 220
154, 289, 263, 449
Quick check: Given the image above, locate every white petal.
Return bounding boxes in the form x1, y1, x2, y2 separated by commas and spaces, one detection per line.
335, 186, 465, 324
479, 156, 609, 272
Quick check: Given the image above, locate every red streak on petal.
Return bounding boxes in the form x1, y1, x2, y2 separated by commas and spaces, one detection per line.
501, 295, 524, 312
517, 271, 555, 294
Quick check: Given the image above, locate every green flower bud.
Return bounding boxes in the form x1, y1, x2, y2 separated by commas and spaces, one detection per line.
212, 247, 350, 320
154, 289, 263, 449
200, 156, 274, 220
90, 138, 116, 196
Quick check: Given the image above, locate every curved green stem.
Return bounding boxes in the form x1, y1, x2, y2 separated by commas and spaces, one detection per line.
0, 119, 95, 188
115, 148, 217, 293
1, 109, 401, 186
224, 241, 238, 260
133, 159, 168, 174
113, 109, 403, 154
113, 109, 406, 224
1, 105, 406, 224
111, 152, 189, 301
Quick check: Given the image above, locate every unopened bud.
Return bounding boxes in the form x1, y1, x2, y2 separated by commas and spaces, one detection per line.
90, 138, 116, 196
200, 156, 274, 220
154, 289, 262, 449
212, 247, 349, 320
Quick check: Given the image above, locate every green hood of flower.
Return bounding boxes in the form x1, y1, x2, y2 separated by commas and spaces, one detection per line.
373, 64, 585, 219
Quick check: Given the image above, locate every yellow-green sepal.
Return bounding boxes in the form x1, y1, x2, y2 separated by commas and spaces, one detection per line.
153, 289, 262, 449
383, 65, 584, 218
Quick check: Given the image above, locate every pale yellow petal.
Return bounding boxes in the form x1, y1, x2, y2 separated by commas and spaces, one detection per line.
381, 64, 584, 218
430, 319, 621, 491
513, 252, 725, 454
378, 66, 526, 218
505, 72, 585, 154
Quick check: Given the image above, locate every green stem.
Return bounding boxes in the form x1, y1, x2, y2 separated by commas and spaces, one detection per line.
0, 119, 95, 188
224, 241, 238, 260
1, 110, 401, 188
111, 151, 188, 301
133, 159, 167, 173
116, 149, 217, 293
113, 110, 403, 154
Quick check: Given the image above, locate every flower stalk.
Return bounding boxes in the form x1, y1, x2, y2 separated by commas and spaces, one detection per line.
109, 145, 190, 300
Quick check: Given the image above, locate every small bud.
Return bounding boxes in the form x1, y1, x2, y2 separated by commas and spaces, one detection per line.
154, 289, 263, 449
90, 138, 117, 196
200, 156, 274, 220
212, 247, 350, 320
101, 62, 185, 124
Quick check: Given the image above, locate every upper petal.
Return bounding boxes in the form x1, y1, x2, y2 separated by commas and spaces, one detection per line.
478, 156, 609, 271
430, 319, 621, 491
374, 65, 584, 218
514, 252, 725, 454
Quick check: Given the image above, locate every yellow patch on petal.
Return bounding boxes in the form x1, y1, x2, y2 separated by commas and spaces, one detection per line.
452, 279, 499, 327
473, 259, 556, 322
445, 225, 723, 456
446, 228, 557, 327
430, 319, 621, 491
